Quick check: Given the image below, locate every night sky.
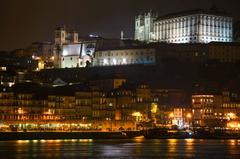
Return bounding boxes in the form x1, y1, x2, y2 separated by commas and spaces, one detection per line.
0, 0, 239, 51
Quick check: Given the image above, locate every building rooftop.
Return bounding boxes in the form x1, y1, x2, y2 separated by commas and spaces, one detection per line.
156, 8, 231, 21
95, 45, 155, 52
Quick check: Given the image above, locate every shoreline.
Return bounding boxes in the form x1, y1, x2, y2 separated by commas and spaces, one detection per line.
0, 131, 240, 140
0, 131, 142, 141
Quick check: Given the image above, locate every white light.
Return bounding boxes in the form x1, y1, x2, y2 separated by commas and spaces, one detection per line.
122, 58, 127, 64
62, 50, 68, 56
103, 59, 108, 65
113, 59, 117, 65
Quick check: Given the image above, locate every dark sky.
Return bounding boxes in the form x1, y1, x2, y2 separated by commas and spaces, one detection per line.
0, 0, 239, 51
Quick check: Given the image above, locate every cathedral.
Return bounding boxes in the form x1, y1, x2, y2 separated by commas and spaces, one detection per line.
135, 9, 233, 43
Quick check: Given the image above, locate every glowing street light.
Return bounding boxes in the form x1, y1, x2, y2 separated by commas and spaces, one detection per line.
169, 112, 174, 118
17, 108, 24, 114
186, 113, 192, 129
186, 113, 192, 119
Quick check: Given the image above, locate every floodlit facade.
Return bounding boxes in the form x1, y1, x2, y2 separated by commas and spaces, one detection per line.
134, 11, 157, 42
135, 9, 233, 43
93, 48, 156, 66
60, 44, 81, 68
60, 42, 96, 68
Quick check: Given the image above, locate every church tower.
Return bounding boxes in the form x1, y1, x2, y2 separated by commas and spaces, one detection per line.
54, 26, 67, 45
134, 11, 157, 42
144, 11, 157, 41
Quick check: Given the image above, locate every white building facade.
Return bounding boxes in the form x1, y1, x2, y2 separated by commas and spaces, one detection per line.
135, 9, 233, 43
60, 42, 95, 68
93, 48, 156, 66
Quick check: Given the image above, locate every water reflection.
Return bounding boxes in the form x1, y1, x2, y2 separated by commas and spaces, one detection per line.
185, 139, 194, 151
167, 139, 177, 154
0, 139, 239, 158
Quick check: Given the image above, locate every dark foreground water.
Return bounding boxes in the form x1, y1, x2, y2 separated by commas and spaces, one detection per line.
0, 138, 240, 158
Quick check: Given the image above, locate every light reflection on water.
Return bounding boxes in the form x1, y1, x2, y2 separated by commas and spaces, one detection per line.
0, 138, 240, 158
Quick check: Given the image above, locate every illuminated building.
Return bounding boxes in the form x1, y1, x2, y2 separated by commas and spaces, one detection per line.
53, 27, 79, 68
171, 108, 192, 129
93, 47, 156, 66
75, 90, 92, 119
135, 11, 157, 42
60, 44, 82, 68
135, 9, 233, 43
0, 80, 239, 131
60, 41, 96, 68
191, 92, 240, 128
54, 26, 126, 68
191, 94, 222, 126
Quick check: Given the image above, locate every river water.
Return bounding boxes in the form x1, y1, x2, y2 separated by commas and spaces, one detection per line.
0, 138, 239, 158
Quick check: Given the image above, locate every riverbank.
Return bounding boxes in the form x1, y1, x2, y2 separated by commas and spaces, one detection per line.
1, 131, 240, 140
0, 131, 144, 140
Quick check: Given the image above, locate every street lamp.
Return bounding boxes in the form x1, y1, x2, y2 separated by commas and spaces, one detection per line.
186, 113, 192, 129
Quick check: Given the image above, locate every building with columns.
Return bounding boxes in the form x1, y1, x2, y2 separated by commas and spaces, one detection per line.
135, 9, 233, 43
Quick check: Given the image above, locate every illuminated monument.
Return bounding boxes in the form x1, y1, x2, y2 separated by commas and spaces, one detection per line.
53, 27, 96, 68
135, 9, 233, 43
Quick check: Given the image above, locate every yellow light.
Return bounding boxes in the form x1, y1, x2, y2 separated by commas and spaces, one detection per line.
134, 136, 144, 142
186, 113, 192, 118
18, 108, 24, 114
132, 112, 142, 117
227, 113, 236, 119
169, 112, 174, 118
227, 121, 240, 129
151, 103, 158, 113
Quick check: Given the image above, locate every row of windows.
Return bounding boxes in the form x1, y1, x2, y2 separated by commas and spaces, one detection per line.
155, 28, 232, 35
158, 37, 231, 43
156, 32, 232, 38
157, 16, 231, 24
96, 51, 153, 57
155, 25, 232, 30
99, 57, 154, 66
156, 21, 232, 27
